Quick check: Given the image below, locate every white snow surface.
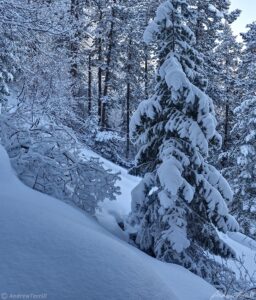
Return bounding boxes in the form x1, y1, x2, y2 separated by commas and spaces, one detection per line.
81, 148, 256, 285
0, 144, 218, 300
216, 232, 256, 279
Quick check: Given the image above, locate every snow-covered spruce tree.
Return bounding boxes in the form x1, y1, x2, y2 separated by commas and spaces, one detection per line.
231, 99, 256, 238
0, 67, 10, 113
238, 22, 256, 101
0, 36, 12, 112
208, 24, 241, 173
189, 0, 240, 112
0, 0, 17, 113
229, 22, 256, 238
127, 0, 239, 281
213, 24, 241, 152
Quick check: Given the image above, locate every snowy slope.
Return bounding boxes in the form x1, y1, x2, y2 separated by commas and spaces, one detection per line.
218, 232, 256, 279
80, 148, 140, 216
0, 145, 217, 300
82, 147, 256, 286
80, 148, 140, 240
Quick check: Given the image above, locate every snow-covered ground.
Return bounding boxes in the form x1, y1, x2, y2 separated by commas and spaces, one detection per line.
83, 150, 256, 276
82, 147, 256, 285
0, 144, 218, 300
218, 232, 256, 279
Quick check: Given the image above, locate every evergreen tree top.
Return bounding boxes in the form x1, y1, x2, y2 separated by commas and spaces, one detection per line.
241, 22, 256, 53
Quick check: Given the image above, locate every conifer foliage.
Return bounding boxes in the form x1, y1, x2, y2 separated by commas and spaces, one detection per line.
230, 22, 256, 238
128, 0, 239, 279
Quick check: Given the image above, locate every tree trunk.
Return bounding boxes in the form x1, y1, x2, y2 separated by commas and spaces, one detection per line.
126, 82, 131, 159
101, 0, 116, 129
144, 44, 149, 99
70, 0, 79, 97
223, 100, 230, 151
97, 10, 103, 121
126, 38, 132, 159
88, 52, 92, 115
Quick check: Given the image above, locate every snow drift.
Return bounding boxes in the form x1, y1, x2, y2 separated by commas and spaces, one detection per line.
0, 144, 217, 300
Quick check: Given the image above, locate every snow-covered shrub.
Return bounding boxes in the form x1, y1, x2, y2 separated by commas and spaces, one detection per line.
78, 115, 135, 168
94, 130, 132, 167
0, 113, 120, 215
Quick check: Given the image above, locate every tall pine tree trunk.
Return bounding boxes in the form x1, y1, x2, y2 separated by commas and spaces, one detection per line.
126, 38, 132, 159
144, 44, 149, 99
223, 88, 230, 151
70, 0, 79, 99
88, 52, 92, 115
126, 82, 131, 158
101, 0, 116, 129
97, 11, 103, 121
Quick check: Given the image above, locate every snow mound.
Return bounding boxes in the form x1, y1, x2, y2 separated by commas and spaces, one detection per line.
81, 147, 256, 298
0, 145, 216, 300
218, 232, 256, 279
